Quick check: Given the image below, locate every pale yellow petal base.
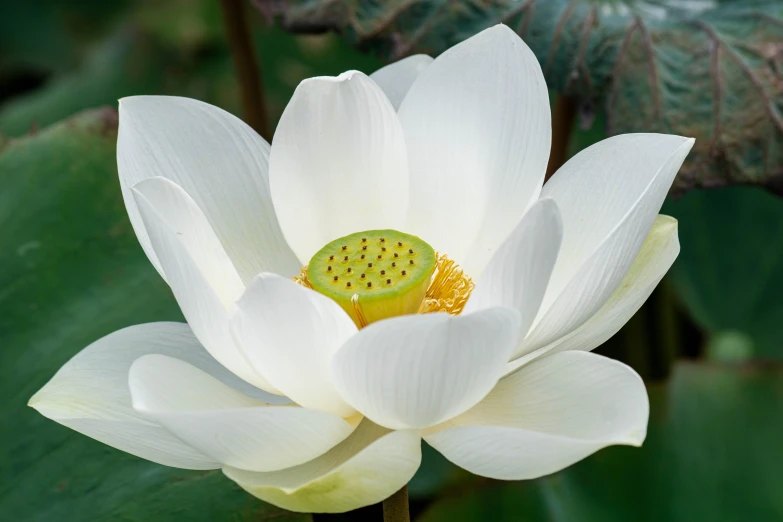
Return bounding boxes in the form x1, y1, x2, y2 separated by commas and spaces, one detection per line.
223, 420, 421, 513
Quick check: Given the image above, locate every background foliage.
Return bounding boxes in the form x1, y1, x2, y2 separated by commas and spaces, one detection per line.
272, 0, 783, 195
1, 0, 782, 520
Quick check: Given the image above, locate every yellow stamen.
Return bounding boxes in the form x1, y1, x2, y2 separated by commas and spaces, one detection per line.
293, 266, 313, 289
418, 253, 474, 316
351, 294, 369, 328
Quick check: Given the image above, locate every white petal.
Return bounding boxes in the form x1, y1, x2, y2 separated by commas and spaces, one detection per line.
464, 198, 562, 343
425, 351, 648, 480
230, 274, 357, 417
132, 178, 277, 393
331, 308, 521, 430
118, 96, 299, 282
269, 71, 409, 263
507, 215, 679, 374
28, 322, 281, 470
129, 354, 357, 472
521, 134, 694, 355
399, 25, 551, 273
370, 54, 433, 110
224, 419, 421, 513
134, 177, 243, 306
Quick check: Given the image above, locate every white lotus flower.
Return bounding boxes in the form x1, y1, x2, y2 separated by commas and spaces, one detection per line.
29, 25, 693, 514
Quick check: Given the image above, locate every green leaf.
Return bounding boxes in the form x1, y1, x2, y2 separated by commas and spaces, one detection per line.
0, 110, 308, 522
408, 442, 472, 500
0, 29, 241, 138
0, 0, 128, 75
272, 0, 783, 195
419, 361, 783, 521
0, 18, 383, 140
664, 185, 783, 360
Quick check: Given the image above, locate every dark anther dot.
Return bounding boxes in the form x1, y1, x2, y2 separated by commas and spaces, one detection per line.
409, 260, 414, 265
401, 270, 407, 276
341, 246, 347, 251
360, 274, 366, 279
394, 253, 399, 258
380, 238, 386, 243
329, 255, 334, 261
343, 256, 349, 261
333, 276, 339, 281
368, 263, 373, 268
367, 282, 373, 288
362, 245, 367, 251
391, 262, 397, 268
361, 238, 367, 243
346, 282, 352, 288
327, 266, 332, 272
347, 268, 352, 273
377, 254, 383, 260
386, 279, 392, 284
380, 270, 386, 275
382, 247, 387, 252
397, 242, 403, 247
408, 249, 414, 254
360, 254, 366, 259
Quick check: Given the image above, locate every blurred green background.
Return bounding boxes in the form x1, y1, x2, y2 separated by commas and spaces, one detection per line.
1, 1, 782, 521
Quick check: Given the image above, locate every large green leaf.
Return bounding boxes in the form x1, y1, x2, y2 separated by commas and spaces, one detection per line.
0, 0, 384, 139
0, 0, 127, 76
271, 0, 783, 195
0, 109, 308, 522
0, 28, 241, 138
664, 185, 783, 360
419, 361, 783, 521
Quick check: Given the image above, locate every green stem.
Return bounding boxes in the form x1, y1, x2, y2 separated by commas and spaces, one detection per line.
383, 485, 410, 522
218, 0, 269, 139
545, 94, 577, 180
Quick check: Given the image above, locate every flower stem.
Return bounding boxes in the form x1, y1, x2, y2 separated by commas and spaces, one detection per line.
383, 485, 410, 522
218, 0, 269, 140
545, 94, 577, 180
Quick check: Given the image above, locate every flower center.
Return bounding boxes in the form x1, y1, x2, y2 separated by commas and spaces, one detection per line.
294, 230, 476, 328
304, 230, 436, 327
